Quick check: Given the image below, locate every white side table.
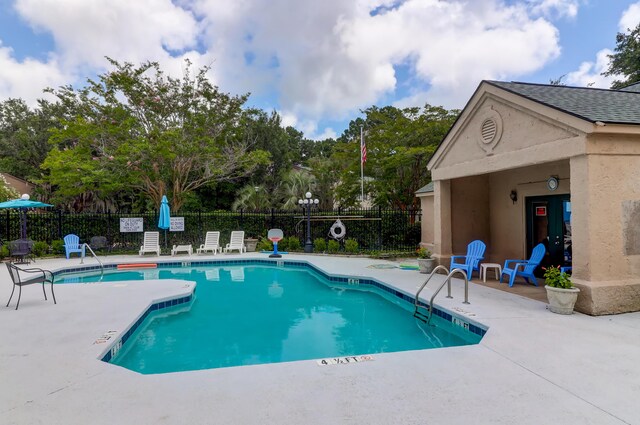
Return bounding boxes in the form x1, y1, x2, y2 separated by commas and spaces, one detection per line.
171, 244, 193, 256
480, 263, 502, 283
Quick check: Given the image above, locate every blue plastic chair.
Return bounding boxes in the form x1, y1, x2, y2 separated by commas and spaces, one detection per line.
450, 240, 486, 280
63, 234, 85, 259
500, 243, 546, 287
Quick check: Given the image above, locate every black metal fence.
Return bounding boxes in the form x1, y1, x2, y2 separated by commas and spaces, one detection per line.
0, 207, 421, 252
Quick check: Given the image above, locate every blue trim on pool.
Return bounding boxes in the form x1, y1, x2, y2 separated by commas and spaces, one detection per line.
57, 258, 487, 363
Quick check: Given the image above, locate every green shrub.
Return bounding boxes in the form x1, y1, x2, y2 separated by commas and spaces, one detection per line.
314, 238, 327, 252
287, 236, 301, 251
51, 239, 65, 255
327, 239, 340, 253
277, 237, 289, 252
32, 241, 49, 257
0, 244, 9, 259
344, 238, 359, 254
257, 238, 273, 252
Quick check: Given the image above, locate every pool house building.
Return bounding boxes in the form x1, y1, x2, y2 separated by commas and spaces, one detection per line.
418, 80, 640, 315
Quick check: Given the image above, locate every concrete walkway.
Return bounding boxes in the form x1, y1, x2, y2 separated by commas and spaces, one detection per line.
1, 253, 638, 424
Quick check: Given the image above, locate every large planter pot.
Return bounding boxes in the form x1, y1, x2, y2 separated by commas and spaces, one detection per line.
418, 258, 436, 274
545, 285, 580, 314
245, 238, 258, 252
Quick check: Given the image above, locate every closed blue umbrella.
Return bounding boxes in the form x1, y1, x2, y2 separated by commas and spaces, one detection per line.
158, 195, 171, 248
0, 194, 53, 239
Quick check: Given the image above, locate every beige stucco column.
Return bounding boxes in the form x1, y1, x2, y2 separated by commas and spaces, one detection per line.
570, 150, 640, 314
433, 180, 453, 263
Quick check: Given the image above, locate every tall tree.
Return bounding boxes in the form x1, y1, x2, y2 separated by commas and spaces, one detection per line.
0, 98, 63, 181
603, 23, 640, 89
42, 59, 269, 211
333, 105, 458, 210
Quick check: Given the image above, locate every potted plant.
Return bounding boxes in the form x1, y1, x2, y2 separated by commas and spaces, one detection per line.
416, 247, 436, 274
544, 266, 580, 314
244, 236, 259, 252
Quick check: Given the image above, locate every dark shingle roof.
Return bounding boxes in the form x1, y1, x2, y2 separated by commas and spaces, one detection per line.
619, 82, 640, 93
486, 81, 640, 124
415, 182, 434, 194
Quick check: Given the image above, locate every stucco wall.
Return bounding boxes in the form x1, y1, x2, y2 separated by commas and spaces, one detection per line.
572, 152, 640, 281
450, 175, 490, 255
418, 194, 434, 248
488, 161, 570, 263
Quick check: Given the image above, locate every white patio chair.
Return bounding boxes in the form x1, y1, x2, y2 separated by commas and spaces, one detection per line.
223, 231, 246, 254
197, 231, 222, 255
139, 231, 161, 256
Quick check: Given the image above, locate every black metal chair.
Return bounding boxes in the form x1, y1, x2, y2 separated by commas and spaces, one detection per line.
5, 262, 56, 310
8, 239, 35, 264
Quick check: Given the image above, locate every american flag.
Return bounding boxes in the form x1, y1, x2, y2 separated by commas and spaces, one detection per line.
360, 128, 367, 164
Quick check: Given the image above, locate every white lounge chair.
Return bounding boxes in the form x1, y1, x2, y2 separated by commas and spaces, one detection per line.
197, 231, 222, 255
139, 231, 161, 256
223, 231, 246, 254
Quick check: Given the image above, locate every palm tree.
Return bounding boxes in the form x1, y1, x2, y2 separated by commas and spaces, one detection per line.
231, 185, 271, 211
278, 170, 316, 210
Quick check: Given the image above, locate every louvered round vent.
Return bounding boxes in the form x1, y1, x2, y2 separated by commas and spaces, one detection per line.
480, 118, 497, 144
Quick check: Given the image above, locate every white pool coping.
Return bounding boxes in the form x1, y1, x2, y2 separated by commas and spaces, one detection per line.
1, 253, 639, 425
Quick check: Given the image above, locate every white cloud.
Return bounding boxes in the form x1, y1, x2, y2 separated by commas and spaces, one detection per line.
527, 0, 579, 19
565, 48, 616, 88
1, 0, 568, 129
0, 42, 68, 103
619, 2, 640, 32
14, 0, 200, 69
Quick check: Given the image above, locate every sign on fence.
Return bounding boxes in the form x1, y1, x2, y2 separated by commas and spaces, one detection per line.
170, 217, 184, 232
120, 218, 144, 233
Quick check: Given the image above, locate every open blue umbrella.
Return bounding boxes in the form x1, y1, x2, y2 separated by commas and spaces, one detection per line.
158, 195, 171, 248
0, 194, 53, 239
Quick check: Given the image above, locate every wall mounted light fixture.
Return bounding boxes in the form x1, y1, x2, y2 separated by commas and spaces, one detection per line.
510, 190, 518, 204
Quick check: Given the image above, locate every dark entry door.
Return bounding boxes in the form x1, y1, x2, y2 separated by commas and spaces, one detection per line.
526, 195, 571, 275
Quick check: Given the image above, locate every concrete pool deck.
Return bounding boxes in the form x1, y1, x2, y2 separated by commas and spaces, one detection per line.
1, 253, 639, 425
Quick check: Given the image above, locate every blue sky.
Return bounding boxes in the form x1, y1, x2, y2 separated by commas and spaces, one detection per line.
0, 0, 638, 140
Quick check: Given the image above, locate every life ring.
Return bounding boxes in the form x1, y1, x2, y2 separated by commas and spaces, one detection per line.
329, 219, 346, 240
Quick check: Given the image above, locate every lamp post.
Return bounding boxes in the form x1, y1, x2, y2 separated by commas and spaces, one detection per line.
298, 191, 319, 253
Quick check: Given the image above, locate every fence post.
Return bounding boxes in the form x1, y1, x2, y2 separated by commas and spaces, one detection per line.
5, 210, 9, 241
57, 210, 63, 239
378, 206, 383, 250
240, 209, 244, 229
270, 208, 274, 229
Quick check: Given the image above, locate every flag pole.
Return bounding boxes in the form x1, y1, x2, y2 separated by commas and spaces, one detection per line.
360, 125, 364, 203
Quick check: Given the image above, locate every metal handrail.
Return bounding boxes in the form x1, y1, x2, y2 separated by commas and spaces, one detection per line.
413, 265, 450, 322
80, 243, 104, 277
414, 267, 470, 324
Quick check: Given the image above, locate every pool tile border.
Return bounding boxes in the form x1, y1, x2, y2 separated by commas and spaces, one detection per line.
58, 258, 487, 363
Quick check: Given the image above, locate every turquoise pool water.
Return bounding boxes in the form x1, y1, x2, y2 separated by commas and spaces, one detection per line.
58, 265, 482, 374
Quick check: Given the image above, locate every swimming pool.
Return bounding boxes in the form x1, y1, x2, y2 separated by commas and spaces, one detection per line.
58, 262, 484, 374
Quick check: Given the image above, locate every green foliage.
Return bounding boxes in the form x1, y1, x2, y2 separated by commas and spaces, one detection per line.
276, 237, 288, 252
327, 239, 340, 253
0, 244, 9, 259
543, 266, 574, 289
344, 238, 359, 253
314, 238, 327, 252
43, 58, 270, 212
333, 105, 458, 209
0, 98, 63, 181
0, 174, 19, 201
257, 237, 273, 252
604, 23, 640, 89
51, 239, 65, 255
286, 236, 301, 251
416, 247, 431, 259
32, 241, 49, 257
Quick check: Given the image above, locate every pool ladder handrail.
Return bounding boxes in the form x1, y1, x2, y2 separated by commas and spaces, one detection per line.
414, 266, 470, 324
80, 243, 105, 278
